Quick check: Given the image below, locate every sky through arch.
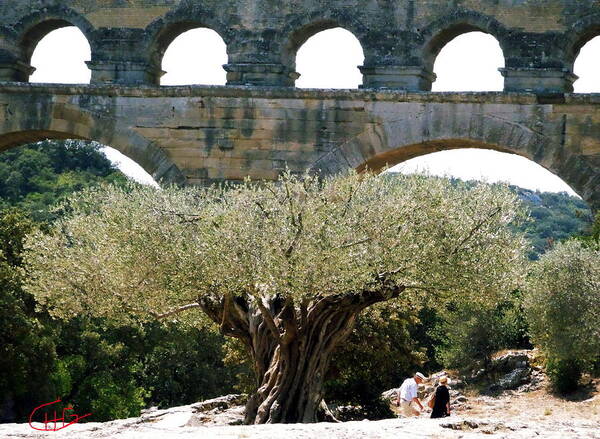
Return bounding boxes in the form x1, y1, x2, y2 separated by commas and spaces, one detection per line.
29, 26, 91, 84
295, 28, 364, 89
388, 149, 577, 196
574, 36, 600, 93
101, 147, 158, 186
161, 28, 228, 86
431, 31, 504, 92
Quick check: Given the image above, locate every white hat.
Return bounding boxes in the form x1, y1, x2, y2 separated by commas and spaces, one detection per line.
415, 372, 426, 380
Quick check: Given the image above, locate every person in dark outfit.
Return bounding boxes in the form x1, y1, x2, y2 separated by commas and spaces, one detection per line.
430, 376, 451, 418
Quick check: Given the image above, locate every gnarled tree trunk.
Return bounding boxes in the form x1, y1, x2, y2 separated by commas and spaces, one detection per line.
199, 282, 404, 424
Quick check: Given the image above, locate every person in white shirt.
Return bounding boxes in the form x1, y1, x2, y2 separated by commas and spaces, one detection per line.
397, 372, 426, 417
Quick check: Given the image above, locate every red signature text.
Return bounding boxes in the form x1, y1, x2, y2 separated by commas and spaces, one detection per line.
29, 399, 91, 431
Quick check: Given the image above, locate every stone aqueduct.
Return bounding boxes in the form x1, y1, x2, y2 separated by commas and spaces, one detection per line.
0, 0, 599, 209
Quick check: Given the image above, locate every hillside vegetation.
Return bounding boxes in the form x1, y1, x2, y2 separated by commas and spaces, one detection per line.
514, 186, 592, 259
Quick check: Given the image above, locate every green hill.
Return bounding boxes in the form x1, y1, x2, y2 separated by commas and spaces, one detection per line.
513, 186, 593, 259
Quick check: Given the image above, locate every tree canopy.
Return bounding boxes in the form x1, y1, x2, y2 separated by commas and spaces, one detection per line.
25, 171, 529, 423
26, 173, 528, 322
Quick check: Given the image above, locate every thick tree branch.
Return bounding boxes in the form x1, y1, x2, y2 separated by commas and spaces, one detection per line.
198, 294, 250, 341
255, 297, 282, 341
341, 180, 359, 218
335, 237, 371, 250
306, 282, 406, 324
220, 294, 254, 340
299, 298, 309, 331
403, 284, 451, 292
285, 211, 303, 259
197, 295, 223, 323
277, 298, 298, 344
255, 200, 271, 219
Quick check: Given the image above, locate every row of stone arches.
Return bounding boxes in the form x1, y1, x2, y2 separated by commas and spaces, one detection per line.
4, 6, 600, 90
27, 26, 600, 93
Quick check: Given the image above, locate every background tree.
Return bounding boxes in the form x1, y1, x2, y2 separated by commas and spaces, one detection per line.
25, 172, 528, 424
0, 140, 237, 422
515, 187, 592, 260
524, 240, 600, 393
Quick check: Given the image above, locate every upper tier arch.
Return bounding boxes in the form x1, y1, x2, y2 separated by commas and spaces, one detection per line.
2, 6, 95, 82
420, 11, 509, 70
280, 12, 369, 69
565, 12, 600, 67
144, 6, 233, 85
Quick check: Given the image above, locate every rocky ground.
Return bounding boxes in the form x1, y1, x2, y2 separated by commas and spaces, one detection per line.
2, 351, 599, 439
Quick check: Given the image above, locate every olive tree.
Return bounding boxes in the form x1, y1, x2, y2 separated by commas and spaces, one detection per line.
25, 172, 528, 424
524, 240, 600, 392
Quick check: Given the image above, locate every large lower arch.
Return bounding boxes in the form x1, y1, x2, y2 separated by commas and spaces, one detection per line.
0, 103, 184, 186
310, 111, 600, 211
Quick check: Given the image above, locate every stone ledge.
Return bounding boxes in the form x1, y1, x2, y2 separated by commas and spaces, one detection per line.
2, 82, 600, 104
0, 82, 546, 104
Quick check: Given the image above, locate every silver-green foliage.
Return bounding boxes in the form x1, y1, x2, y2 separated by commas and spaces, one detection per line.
524, 240, 600, 364
24, 172, 528, 325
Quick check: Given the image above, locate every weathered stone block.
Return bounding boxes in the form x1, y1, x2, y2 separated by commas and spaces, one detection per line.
360, 66, 436, 91
501, 68, 578, 93
225, 63, 298, 87
88, 61, 160, 86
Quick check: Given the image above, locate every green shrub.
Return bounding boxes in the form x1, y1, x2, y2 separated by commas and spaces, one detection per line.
546, 358, 582, 394
524, 240, 600, 393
